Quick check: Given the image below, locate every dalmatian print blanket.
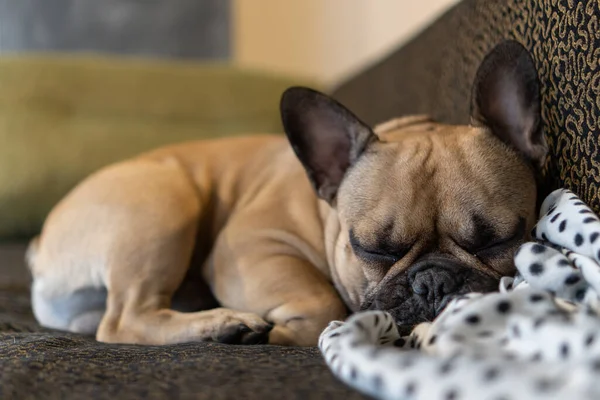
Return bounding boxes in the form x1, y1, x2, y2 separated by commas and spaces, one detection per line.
319, 188, 600, 400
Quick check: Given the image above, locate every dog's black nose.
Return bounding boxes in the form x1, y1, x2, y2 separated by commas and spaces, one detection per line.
410, 266, 462, 300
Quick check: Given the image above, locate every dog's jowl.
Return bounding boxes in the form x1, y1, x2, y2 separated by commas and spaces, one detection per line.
28, 40, 545, 346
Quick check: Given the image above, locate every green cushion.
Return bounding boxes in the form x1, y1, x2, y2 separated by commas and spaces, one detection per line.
0, 55, 316, 240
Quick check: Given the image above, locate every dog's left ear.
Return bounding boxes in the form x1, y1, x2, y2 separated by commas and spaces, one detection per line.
280, 87, 376, 204
470, 40, 547, 166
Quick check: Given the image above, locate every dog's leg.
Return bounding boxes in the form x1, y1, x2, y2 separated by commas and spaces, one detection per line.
97, 234, 273, 345
32, 156, 271, 345
210, 243, 348, 346
91, 162, 273, 345
98, 305, 273, 345
95, 221, 273, 345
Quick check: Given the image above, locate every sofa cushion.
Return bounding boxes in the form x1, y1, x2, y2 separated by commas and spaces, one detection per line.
0, 55, 314, 240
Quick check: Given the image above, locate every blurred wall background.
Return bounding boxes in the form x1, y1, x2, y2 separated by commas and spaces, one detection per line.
0, 0, 460, 85
234, 0, 461, 85
0, 0, 231, 58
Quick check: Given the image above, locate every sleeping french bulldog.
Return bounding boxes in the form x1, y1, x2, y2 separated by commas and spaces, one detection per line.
26, 40, 546, 346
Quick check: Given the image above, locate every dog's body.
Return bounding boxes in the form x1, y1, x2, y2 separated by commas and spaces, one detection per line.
29, 134, 344, 346
27, 41, 548, 346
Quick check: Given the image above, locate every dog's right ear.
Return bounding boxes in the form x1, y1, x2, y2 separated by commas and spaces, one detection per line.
280, 87, 376, 204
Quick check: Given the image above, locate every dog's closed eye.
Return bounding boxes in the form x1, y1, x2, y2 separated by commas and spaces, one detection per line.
349, 229, 412, 266
468, 217, 526, 257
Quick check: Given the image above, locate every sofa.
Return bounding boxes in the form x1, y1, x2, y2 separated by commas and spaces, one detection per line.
2, 0, 599, 398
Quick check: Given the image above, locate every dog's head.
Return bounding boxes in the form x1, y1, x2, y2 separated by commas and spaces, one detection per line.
280, 40, 545, 332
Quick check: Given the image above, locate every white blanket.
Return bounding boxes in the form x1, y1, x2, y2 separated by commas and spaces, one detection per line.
319, 188, 600, 400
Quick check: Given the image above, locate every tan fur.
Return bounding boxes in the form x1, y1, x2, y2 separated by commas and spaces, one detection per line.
28, 120, 537, 346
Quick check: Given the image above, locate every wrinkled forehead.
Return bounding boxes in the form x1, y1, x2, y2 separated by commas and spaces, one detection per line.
372, 115, 440, 139
337, 118, 535, 230
373, 115, 478, 144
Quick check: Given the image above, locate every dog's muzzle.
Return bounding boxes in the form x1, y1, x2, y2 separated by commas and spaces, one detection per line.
361, 255, 498, 335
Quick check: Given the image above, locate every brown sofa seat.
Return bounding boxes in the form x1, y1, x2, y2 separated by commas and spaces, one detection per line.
0, 244, 366, 400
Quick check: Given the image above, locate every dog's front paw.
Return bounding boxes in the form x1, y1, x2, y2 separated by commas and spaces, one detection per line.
212, 309, 274, 345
